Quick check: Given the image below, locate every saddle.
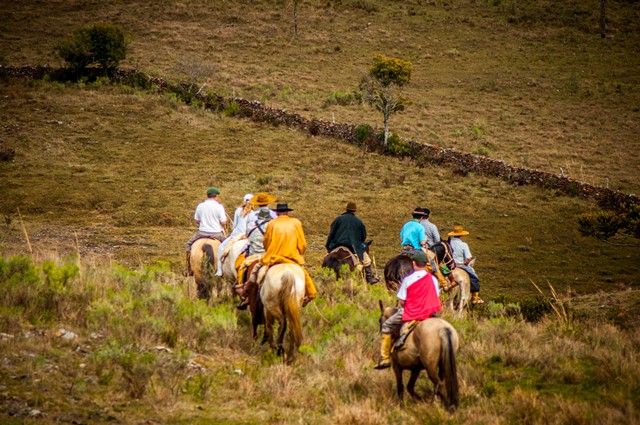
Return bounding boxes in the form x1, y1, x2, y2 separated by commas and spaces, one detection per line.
236, 254, 261, 286
392, 320, 420, 352
220, 234, 247, 265
329, 246, 362, 270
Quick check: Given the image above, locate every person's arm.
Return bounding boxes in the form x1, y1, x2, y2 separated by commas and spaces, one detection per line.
297, 220, 307, 256
464, 244, 473, 265
398, 299, 405, 307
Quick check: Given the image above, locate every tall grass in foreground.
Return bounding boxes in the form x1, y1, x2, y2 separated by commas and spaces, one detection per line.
0, 254, 638, 424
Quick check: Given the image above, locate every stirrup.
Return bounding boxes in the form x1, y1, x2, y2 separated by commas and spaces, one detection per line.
374, 360, 391, 370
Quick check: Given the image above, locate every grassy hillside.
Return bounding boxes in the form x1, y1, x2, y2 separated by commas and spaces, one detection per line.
1, 1, 639, 423
0, 0, 639, 193
1, 81, 639, 298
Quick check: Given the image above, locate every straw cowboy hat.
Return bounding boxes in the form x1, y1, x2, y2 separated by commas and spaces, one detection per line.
448, 225, 470, 237
250, 192, 276, 206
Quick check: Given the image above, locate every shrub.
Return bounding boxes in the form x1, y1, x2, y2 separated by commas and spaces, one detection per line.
224, 100, 240, 117
386, 132, 410, 156
56, 23, 128, 73
492, 294, 553, 322
354, 123, 374, 144
349, 0, 379, 13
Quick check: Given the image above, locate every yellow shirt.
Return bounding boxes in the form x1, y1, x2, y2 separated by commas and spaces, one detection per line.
261, 215, 307, 266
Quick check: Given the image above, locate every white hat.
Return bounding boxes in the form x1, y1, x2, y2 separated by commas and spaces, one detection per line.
244, 193, 254, 202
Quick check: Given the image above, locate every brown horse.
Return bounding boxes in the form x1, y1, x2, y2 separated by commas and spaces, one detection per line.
322, 240, 372, 278
190, 238, 221, 300
379, 302, 460, 410
260, 263, 305, 362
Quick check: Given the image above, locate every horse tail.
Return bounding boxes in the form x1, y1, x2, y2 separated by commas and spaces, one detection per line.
439, 326, 459, 410
280, 270, 302, 350
203, 243, 216, 277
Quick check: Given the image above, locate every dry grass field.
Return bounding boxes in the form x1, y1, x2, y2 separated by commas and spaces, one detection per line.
1, 0, 639, 192
1, 1, 639, 423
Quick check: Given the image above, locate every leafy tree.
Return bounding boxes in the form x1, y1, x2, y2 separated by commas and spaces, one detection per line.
56, 23, 128, 73
577, 204, 640, 243
359, 54, 413, 146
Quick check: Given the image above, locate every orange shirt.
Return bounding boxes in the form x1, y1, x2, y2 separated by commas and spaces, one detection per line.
261, 215, 307, 266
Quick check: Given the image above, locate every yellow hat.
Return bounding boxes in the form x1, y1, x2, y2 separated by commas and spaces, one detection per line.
250, 192, 276, 206
448, 225, 470, 237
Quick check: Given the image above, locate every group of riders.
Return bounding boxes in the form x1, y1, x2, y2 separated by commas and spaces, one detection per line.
184, 187, 484, 367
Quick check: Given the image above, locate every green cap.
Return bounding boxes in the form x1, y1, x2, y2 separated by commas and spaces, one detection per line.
206, 187, 220, 196
412, 251, 428, 263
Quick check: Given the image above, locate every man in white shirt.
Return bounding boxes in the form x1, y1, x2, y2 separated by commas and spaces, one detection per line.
184, 187, 228, 276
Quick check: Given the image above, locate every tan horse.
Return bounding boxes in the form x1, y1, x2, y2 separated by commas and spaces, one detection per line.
190, 238, 221, 300
260, 263, 305, 362
380, 303, 460, 410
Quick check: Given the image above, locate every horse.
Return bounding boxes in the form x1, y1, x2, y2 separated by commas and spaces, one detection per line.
322, 240, 372, 279
383, 244, 471, 315
379, 302, 460, 410
260, 263, 305, 362
219, 237, 249, 286
189, 238, 221, 300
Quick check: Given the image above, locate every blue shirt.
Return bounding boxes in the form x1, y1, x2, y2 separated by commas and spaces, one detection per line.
400, 220, 426, 249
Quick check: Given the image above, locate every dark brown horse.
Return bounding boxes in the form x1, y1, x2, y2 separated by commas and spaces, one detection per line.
322, 240, 372, 278
379, 302, 460, 410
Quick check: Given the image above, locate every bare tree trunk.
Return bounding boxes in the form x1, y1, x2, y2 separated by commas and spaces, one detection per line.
294, 0, 299, 39
600, 0, 607, 38
383, 114, 389, 146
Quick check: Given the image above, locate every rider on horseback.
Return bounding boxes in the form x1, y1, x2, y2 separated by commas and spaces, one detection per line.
235, 192, 277, 309
448, 225, 484, 305
239, 202, 317, 308
400, 208, 428, 252
375, 251, 442, 370
184, 187, 227, 277
325, 201, 380, 284
418, 208, 441, 248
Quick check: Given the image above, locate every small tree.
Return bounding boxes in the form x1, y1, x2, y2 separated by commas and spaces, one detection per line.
359, 54, 413, 146
56, 23, 128, 74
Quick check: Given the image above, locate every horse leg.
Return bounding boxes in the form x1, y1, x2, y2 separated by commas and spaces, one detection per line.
425, 362, 443, 404
264, 312, 275, 348
276, 319, 287, 357
407, 369, 423, 400
393, 363, 405, 400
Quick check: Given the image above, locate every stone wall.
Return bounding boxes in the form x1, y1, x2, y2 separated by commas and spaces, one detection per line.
3, 65, 637, 211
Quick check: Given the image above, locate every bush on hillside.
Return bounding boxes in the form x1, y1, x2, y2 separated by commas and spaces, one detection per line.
56, 23, 128, 73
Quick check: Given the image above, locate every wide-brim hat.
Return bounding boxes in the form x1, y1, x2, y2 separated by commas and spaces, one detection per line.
346, 201, 357, 212
448, 225, 469, 237
274, 203, 294, 212
250, 192, 276, 206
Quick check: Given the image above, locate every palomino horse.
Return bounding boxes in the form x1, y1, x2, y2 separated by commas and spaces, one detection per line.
260, 263, 305, 362
379, 302, 460, 410
190, 238, 221, 300
322, 240, 372, 279
384, 245, 471, 315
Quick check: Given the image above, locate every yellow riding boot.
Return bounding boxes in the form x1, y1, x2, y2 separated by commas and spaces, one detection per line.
472, 292, 485, 305
374, 333, 393, 370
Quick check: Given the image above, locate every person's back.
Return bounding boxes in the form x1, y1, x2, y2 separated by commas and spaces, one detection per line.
400, 208, 427, 251
418, 208, 441, 248
246, 208, 276, 256
262, 213, 306, 266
